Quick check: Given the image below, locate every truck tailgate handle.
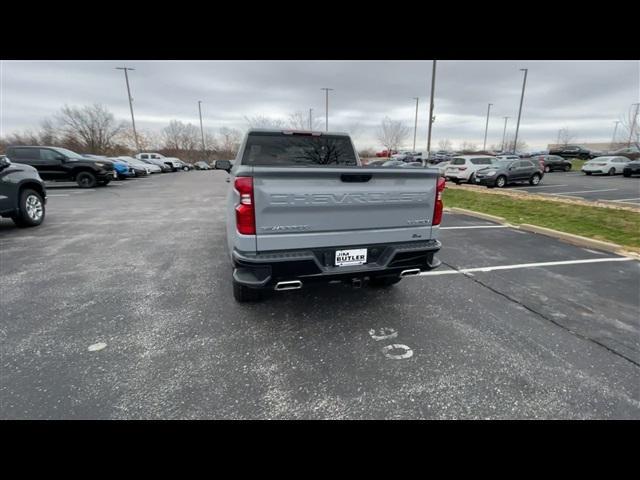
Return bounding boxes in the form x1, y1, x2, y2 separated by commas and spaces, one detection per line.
340, 174, 372, 182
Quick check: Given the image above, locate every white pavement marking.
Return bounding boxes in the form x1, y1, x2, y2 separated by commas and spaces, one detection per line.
519, 184, 569, 189
382, 344, 413, 360
542, 188, 619, 196
368, 328, 398, 341
440, 225, 509, 230
607, 197, 640, 203
48, 194, 70, 197
88, 342, 107, 352
583, 249, 606, 255
418, 257, 633, 277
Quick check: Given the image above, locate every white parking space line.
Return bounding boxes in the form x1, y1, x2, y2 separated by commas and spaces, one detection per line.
440, 225, 509, 230
418, 257, 633, 277
48, 194, 70, 197
542, 188, 619, 196
608, 197, 640, 203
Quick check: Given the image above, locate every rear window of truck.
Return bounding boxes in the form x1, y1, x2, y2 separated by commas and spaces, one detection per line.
241, 132, 358, 167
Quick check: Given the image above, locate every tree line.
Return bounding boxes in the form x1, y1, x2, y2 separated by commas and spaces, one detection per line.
0, 104, 245, 162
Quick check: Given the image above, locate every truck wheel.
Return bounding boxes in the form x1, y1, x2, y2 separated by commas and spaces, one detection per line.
370, 276, 402, 287
76, 171, 97, 188
13, 189, 45, 227
233, 281, 263, 302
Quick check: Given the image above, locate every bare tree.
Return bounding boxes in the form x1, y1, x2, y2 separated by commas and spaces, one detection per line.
557, 127, 576, 147
459, 141, 478, 152
244, 115, 285, 129
437, 139, 452, 151
217, 127, 243, 159
55, 104, 125, 153
619, 106, 640, 148
376, 117, 410, 158
502, 136, 528, 153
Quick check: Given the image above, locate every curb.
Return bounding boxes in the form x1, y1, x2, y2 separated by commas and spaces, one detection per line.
444, 208, 639, 258
517, 224, 628, 255
446, 207, 507, 224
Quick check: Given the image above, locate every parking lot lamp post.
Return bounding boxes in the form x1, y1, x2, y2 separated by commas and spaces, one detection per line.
501, 117, 509, 152
426, 60, 437, 165
198, 101, 206, 159
513, 68, 528, 155
629, 103, 640, 147
412, 97, 419, 152
116, 67, 140, 153
321, 88, 333, 131
309, 108, 313, 130
483, 103, 493, 151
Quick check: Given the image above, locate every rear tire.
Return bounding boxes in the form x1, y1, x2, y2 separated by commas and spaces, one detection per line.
495, 175, 507, 188
233, 281, 263, 302
12, 189, 45, 227
370, 276, 402, 287
529, 173, 541, 185
76, 171, 97, 188
608, 167, 615, 176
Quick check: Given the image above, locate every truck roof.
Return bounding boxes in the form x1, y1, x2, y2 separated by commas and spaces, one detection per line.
247, 128, 350, 136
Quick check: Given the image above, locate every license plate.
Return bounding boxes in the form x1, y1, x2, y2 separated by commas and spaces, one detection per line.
335, 248, 367, 267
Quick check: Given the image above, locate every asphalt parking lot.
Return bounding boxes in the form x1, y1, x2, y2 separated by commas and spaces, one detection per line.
1, 172, 639, 419
471, 170, 640, 207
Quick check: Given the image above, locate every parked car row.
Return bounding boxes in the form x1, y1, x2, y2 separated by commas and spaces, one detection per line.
0, 146, 218, 228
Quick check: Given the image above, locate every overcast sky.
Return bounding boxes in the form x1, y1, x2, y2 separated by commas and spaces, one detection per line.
1, 60, 638, 151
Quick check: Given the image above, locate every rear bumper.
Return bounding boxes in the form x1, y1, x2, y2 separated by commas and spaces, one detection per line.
232, 239, 442, 288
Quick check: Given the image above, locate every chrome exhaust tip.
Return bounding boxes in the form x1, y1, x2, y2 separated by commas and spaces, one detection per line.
400, 269, 421, 277
275, 280, 303, 291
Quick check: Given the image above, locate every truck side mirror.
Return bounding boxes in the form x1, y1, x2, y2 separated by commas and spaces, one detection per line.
214, 160, 232, 173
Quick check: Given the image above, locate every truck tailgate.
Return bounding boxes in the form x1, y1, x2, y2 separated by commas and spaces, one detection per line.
251, 166, 439, 251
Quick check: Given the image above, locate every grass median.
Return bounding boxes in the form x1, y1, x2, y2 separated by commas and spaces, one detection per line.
443, 188, 640, 249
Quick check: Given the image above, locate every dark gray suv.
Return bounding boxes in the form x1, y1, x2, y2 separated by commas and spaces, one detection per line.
474, 159, 544, 188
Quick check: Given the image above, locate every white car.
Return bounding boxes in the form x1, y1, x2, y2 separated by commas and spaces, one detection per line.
433, 160, 450, 176
135, 152, 183, 171
581, 156, 630, 176
444, 155, 497, 183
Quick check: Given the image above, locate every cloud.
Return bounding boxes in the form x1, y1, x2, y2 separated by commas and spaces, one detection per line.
1, 60, 638, 150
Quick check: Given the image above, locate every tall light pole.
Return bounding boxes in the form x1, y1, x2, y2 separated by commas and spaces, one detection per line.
309, 108, 313, 130
501, 116, 510, 152
412, 97, 419, 151
198, 100, 206, 158
513, 68, 528, 154
611, 120, 620, 149
320, 88, 333, 131
483, 103, 493, 150
116, 67, 140, 153
426, 60, 437, 164
628, 103, 640, 147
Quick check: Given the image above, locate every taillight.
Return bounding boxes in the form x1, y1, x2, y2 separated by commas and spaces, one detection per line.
433, 177, 446, 226
234, 176, 255, 235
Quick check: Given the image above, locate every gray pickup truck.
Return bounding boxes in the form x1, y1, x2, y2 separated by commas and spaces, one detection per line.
214, 129, 444, 302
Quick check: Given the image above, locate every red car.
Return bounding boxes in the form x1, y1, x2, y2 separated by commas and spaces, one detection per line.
376, 149, 398, 157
